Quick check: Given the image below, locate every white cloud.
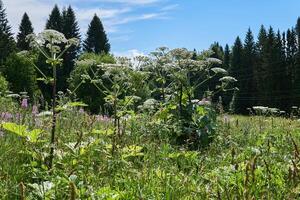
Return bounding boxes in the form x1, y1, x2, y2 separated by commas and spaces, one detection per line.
75, 7, 131, 21
2, 0, 177, 53
74, 7, 132, 33
2, 0, 173, 34
3, 0, 52, 34
114, 49, 145, 58
160, 4, 179, 11
108, 12, 165, 26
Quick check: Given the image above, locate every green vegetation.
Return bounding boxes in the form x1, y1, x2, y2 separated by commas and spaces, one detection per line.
0, 0, 300, 199
1, 103, 300, 199
4, 52, 39, 98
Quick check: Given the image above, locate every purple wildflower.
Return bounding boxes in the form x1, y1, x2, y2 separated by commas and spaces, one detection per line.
21, 98, 28, 108
1, 112, 13, 121
79, 108, 85, 114
32, 105, 39, 115
96, 115, 111, 122
15, 113, 22, 121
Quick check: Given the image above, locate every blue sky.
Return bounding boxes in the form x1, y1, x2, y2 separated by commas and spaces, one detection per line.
3, 0, 300, 56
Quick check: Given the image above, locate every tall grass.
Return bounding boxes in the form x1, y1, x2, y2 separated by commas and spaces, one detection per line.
0, 101, 299, 199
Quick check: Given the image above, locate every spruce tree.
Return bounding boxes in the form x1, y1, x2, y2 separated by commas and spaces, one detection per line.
16, 12, 34, 51
274, 30, 288, 110
0, 0, 15, 63
45, 4, 62, 31
241, 28, 256, 112
229, 37, 243, 113
256, 25, 269, 106
221, 44, 231, 110
286, 28, 297, 107
192, 48, 197, 60
265, 26, 277, 107
223, 44, 230, 70
58, 6, 81, 91
83, 14, 110, 54
295, 18, 300, 106
210, 42, 224, 59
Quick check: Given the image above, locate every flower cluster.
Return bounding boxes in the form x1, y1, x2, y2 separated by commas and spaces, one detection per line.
26, 29, 79, 57
219, 76, 237, 83
211, 67, 228, 75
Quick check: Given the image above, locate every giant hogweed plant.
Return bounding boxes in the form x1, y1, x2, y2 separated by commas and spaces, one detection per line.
78, 59, 147, 156
143, 47, 237, 148
26, 30, 79, 169
75, 47, 237, 149
71, 47, 236, 149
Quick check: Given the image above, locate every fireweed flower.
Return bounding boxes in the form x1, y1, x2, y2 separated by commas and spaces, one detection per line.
15, 113, 22, 121
79, 108, 85, 114
21, 98, 28, 108
96, 115, 111, 123
1, 112, 13, 121
32, 105, 39, 115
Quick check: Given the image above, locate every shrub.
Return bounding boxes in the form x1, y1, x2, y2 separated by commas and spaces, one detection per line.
0, 73, 8, 95
4, 51, 39, 99
68, 53, 116, 113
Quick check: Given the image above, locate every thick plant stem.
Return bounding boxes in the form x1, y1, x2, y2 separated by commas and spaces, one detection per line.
49, 64, 57, 169
19, 182, 25, 200
69, 182, 77, 200
179, 84, 183, 118
112, 98, 117, 157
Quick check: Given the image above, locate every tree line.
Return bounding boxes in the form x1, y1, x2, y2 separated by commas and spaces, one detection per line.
204, 20, 300, 114
0, 0, 300, 114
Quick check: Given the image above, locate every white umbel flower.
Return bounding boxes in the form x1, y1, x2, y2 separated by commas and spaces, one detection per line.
211, 67, 228, 75
219, 76, 237, 83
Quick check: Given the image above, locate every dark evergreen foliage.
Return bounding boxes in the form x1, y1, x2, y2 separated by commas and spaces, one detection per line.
192, 48, 197, 60
58, 6, 81, 91
0, 0, 15, 64
240, 28, 256, 113
223, 44, 230, 70
4, 53, 39, 98
45, 4, 62, 31
16, 13, 34, 51
215, 19, 300, 113
210, 42, 224, 59
83, 14, 110, 54
229, 37, 243, 113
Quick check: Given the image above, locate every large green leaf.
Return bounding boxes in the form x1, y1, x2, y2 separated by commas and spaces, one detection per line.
2, 122, 43, 143
2, 122, 27, 137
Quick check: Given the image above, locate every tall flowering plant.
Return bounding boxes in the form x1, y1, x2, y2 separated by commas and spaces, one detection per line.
27, 30, 79, 169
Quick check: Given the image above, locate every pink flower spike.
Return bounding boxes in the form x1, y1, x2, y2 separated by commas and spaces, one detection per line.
21, 99, 28, 108
79, 108, 84, 113
32, 105, 39, 115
